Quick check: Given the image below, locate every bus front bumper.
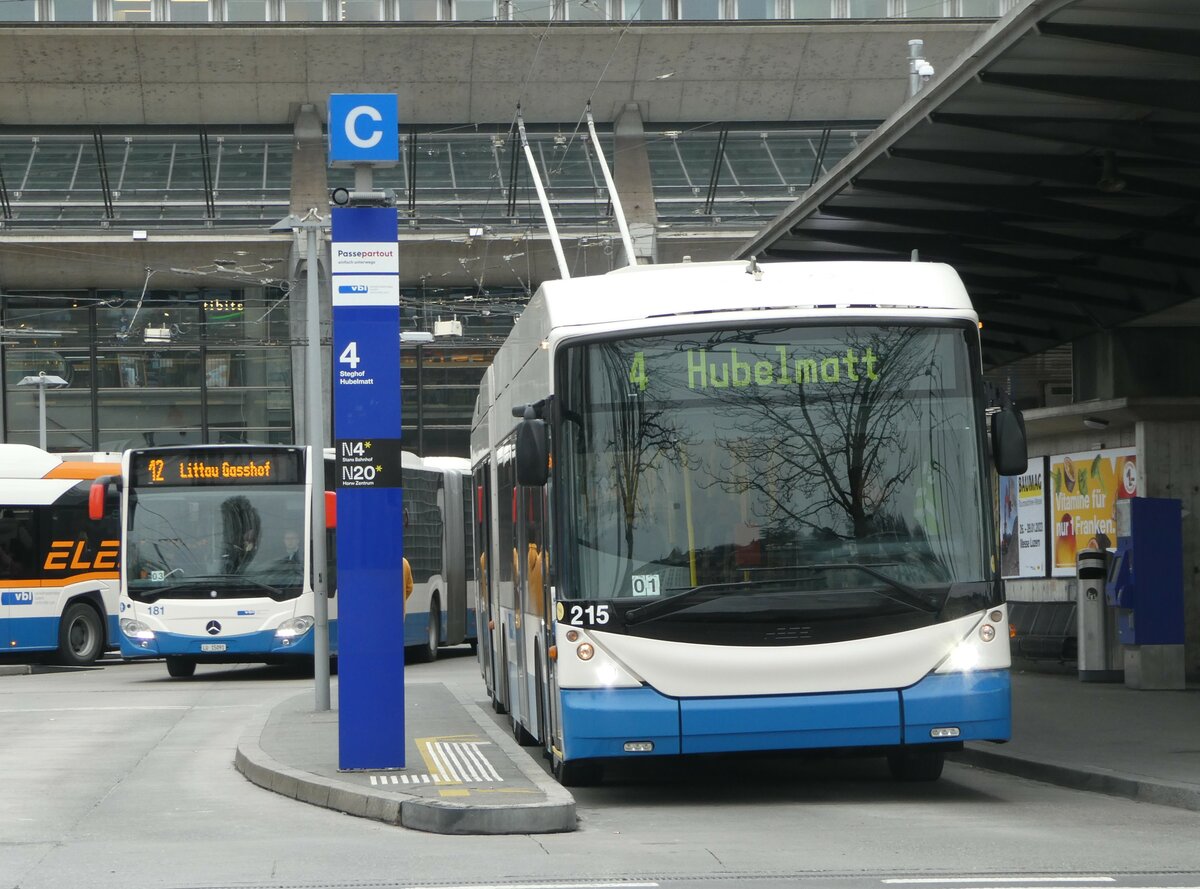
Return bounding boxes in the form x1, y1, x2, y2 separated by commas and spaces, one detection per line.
119, 626, 318, 659
559, 669, 1010, 761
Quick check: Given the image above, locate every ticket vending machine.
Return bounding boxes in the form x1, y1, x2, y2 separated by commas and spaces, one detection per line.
1106, 497, 1185, 690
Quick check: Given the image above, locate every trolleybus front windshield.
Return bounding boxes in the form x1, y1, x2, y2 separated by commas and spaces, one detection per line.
557, 323, 995, 645
126, 484, 307, 602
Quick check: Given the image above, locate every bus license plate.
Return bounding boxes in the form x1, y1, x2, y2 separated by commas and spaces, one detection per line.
200, 643, 227, 652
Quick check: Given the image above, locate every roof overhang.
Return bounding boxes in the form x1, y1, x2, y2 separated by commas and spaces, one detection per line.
737, 0, 1200, 370
0, 21, 990, 126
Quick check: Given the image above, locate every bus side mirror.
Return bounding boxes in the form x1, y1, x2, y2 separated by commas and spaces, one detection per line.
992, 406, 1028, 477
515, 417, 549, 487
88, 476, 120, 521
325, 490, 337, 530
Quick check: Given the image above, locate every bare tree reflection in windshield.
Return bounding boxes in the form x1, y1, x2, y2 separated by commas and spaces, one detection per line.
600, 342, 690, 558
698, 327, 963, 587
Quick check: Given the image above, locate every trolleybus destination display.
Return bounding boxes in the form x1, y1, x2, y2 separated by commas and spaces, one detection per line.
131, 449, 304, 487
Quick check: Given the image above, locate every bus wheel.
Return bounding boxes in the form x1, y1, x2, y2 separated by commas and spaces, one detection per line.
413, 597, 440, 664
165, 657, 197, 679
58, 602, 103, 666
553, 756, 602, 787
887, 747, 945, 782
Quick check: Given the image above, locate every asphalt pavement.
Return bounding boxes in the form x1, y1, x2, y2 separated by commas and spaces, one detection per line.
5, 655, 1197, 833
229, 659, 1200, 834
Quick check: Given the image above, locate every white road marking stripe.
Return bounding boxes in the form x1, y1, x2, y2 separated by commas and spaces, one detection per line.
438, 742, 469, 782
456, 742, 488, 782
884, 881, 1117, 885
443, 742, 479, 783
464, 741, 504, 781
408, 884, 661, 889
426, 741, 458, 784
366, 740, 505, 789
0, 705, 260, 713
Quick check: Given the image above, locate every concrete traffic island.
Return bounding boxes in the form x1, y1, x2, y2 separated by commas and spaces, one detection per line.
234, 682, 577, 834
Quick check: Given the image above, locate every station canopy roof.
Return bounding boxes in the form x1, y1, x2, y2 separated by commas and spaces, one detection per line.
737, 0, 1200, 370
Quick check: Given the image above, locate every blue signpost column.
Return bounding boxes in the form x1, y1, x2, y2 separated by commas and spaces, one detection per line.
328, 94, 406, 770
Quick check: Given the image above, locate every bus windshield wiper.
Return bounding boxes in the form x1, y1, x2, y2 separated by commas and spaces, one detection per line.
806, 563, 939, 614
623, 563, 938, 626
132, 575, 288, 602
624, 580, 785, 625
234, 575, 288, 600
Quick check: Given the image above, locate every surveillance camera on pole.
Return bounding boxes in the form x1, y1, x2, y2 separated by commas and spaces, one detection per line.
907, 39, 935, 98
330, 187, 395, 208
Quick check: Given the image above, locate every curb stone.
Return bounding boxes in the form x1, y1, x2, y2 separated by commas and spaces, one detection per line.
234, 693, 577, 835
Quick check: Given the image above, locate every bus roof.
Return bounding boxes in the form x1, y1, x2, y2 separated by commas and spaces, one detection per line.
533, 260, 975, 331
0, 444, 120, 481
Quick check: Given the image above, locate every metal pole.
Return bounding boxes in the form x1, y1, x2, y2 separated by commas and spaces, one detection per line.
516, 111, 571, 280
304, 217, 331, 712
585, 104, 637, 268
908, 39, 924, 98
415, 342, 424, 456
37, 382, 46, 450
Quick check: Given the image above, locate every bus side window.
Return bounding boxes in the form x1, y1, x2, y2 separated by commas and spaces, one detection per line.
0, 508, 36, 577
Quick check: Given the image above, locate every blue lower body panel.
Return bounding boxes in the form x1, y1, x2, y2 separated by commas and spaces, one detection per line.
561, 687, 682, 759
5, 616, 58, 651
5, 613, 118, 654
404, 610, 431, 648
901, 670, 1010, 743
560, 669, 1010, 761
681, 690, 901, 754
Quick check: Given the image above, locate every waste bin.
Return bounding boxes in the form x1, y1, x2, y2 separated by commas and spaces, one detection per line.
1076, 548, 1122, 682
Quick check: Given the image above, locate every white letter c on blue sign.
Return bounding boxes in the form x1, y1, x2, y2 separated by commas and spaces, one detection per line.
345, 106, 384, 149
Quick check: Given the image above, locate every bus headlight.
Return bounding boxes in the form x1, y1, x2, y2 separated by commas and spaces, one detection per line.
935, 607, 1010, 675
275, 616, 315, 640
943, 640, 981, 672
120, 619, 155, 641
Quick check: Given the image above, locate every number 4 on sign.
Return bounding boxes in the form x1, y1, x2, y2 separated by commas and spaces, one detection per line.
340, 341, 361, 369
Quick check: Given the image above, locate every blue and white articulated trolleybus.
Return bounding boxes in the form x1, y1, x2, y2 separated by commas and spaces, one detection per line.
0, 445, 122, 665
401, 452, 478, 662
112, 444, 336, 678
471, 259, 1027, 786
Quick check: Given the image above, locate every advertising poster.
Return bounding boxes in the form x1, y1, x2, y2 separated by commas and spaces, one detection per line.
1000, 458, 1046, 579
1049, 447, 1137, 577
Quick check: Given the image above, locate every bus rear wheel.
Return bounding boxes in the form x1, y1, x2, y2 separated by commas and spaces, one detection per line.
165, 657, 197, 678
887, 747, 945, 782
412, 597, 440, 664
58, 602, 103, 666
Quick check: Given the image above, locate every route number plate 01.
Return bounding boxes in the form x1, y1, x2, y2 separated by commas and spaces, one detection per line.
200, 643, 227, 652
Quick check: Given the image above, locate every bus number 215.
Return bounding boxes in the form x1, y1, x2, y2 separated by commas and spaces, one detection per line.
566, 604, 610, 627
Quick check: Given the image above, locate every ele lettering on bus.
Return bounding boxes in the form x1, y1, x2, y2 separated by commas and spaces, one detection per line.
686, 346, 880, 389
43, 539, 120, 572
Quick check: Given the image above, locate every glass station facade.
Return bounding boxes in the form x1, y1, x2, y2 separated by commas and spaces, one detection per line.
0, 122, 880, 454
